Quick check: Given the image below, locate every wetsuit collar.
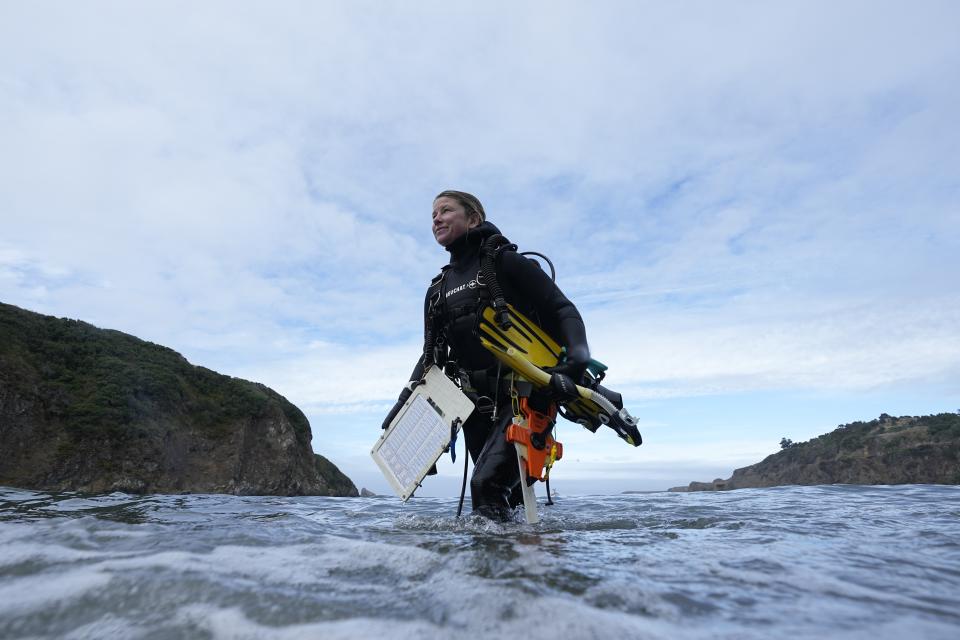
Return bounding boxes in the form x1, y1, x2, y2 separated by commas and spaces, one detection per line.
446, 221, 501, 270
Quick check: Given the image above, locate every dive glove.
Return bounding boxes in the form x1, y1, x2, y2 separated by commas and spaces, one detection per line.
549, 372, 580, 401
545, 345, 590, 384
546, 336, 589, 401
381, 386, 412, 430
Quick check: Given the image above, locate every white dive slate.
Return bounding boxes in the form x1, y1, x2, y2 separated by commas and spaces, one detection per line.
371, 365, 475, 501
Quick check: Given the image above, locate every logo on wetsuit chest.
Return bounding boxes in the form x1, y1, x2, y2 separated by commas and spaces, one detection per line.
445, 273, 483, 299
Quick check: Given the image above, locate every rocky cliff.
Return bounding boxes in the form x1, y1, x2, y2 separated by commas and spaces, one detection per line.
0, 302, 357, 496
670, 413, 960, 492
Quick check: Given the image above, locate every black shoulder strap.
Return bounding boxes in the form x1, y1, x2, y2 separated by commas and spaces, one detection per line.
427, 265, 450, 312
422, 267, 449, 368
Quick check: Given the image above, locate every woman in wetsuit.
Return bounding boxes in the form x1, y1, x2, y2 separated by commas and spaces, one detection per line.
382, 190, 590, 520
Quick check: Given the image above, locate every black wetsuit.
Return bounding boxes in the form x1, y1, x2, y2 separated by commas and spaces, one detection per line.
406, 221, 589, 520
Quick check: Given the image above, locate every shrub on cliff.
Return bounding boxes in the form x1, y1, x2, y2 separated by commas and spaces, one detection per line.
0, 301, 354, 495
0, 303, 309, 445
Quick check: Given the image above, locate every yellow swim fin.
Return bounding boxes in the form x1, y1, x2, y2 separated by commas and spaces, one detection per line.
478, 304, 642, 447
478, 303, 562, 369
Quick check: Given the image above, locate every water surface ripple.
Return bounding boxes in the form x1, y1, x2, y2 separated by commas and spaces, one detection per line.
1, 484, 958, 639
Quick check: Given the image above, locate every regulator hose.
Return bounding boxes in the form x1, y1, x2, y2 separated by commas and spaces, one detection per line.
480, 234, 517, 330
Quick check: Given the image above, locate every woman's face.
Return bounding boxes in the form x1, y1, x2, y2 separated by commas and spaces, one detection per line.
432, 196, 479, 247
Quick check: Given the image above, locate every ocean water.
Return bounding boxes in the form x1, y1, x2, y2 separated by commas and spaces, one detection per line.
1, 485, 958, 640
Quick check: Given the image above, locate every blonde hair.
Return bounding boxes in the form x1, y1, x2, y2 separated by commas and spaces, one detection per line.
435, 190, 486, 224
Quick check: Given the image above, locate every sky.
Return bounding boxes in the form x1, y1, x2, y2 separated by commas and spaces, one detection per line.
2, 1, 958, 496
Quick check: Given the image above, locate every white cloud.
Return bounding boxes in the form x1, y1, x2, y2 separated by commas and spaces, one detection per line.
1, 2, 958, 480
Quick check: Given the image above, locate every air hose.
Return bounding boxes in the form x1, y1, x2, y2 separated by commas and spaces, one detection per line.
480, 234, 517, 329
520, 251, 556, 282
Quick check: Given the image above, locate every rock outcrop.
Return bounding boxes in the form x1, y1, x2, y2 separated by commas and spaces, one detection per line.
670, 413, 960, 492
0, 302, 358, 496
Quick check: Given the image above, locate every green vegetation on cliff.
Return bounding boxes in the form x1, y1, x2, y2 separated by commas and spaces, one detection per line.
0, 302, 309, 444
0, 302, 357, 496
672, 413, 960, 492
314, 454, 358, 497
764, 413, 960, 482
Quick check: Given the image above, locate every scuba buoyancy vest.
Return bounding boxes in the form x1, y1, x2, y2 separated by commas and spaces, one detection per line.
422, 228, 546, 373
424, 231, 642, 448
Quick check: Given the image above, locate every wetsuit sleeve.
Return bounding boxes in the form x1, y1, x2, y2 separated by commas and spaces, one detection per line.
405, 287, 432, 385
383, 289, 431, 430
499, 251, 590, 374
